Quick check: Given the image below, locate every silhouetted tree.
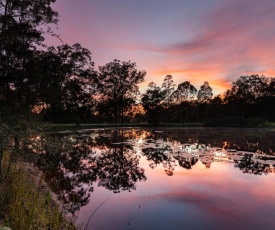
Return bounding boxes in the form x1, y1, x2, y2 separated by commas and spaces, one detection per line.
35, 43, 97, 122
211, 95, 223, 104
0, 0, 58, 120
267, 77, 275, 96
98, 60, 146, 123
161, 75, 176, 123
221, 75, 272, 123
197, 81, 213, 103
141, 82, 165, 124
257, 77, 275, 121
224, 75, 269, 104
171, 81, 197, 104
161, 75, 176, 108
0, 0, 59, 174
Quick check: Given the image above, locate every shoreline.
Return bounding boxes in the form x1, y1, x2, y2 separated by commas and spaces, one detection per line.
47, 122, 275, 133
0, 157, 79, 230
22, 161, 79, 229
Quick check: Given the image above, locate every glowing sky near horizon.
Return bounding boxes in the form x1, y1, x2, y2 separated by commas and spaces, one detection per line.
46, 0, 275, 96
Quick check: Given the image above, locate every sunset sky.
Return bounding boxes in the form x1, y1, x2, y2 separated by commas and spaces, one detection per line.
46, 0, 275, 96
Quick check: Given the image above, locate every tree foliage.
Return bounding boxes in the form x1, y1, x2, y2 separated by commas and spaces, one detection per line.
171, 81, 197, 104
161, 75, 176, 108
197, 81, 213, 103
142, 82, 165, 124
98, 59, 146, 123
35, 43, 97, 122
224, 75, 269, 104
1, 0, 275, 128
0, 0, 58, 120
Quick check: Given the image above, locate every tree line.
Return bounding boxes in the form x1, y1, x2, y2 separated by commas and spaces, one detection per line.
1, 0, 275, 128
141, 74, 275, 126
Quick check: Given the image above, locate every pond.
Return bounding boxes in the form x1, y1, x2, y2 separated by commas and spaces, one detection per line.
35, 128, 275, 230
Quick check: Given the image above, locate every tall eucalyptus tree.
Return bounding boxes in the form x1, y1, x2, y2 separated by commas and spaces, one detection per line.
197, 81, 213, 103
171, 81, 197, 104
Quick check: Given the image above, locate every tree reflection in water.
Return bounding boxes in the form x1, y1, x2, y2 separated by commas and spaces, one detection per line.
37, 131, 147, 214
38, 138, 98, 213
31, 128, 275, 214
174, 155, 199, 170
233, 154, 275, 175
142, 146, 176, 176
96, 145, 146, 193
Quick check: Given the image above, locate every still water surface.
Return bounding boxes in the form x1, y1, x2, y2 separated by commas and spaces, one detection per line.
38, 128, 275, 230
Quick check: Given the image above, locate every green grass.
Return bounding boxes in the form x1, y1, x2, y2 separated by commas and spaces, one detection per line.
264, 122, 275, 127
0, 152, 78, 230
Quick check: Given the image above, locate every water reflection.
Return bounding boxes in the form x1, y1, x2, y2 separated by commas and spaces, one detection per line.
36, 130, 148, 213
234, 154, 275, 175
31, 128, 275, 215
96, 146, 146, 193
174, 155, 199, 170
142, 146, 177, 176
39, 138, 96, 212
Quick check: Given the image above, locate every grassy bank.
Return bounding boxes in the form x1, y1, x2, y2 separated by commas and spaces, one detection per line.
0, 152, 78, 230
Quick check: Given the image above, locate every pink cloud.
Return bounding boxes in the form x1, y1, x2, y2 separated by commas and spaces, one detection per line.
47, 0, 275, 96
